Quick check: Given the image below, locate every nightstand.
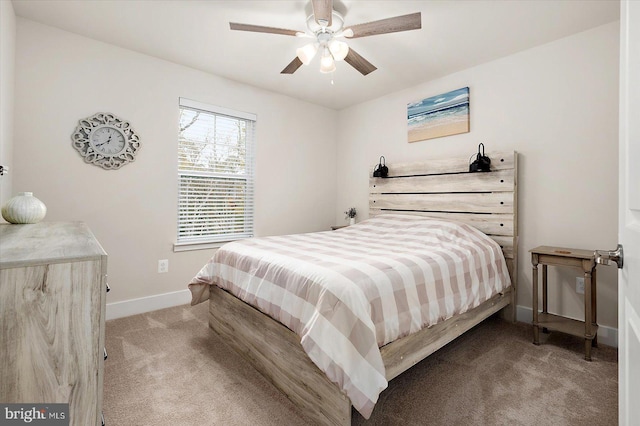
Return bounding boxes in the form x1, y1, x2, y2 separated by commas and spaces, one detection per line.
530, 246, 598, 360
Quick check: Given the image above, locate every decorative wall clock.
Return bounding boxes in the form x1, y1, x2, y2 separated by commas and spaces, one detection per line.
71, 112, 140, 169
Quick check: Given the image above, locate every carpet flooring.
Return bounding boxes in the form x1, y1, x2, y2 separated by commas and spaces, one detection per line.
103, 303, 618, 425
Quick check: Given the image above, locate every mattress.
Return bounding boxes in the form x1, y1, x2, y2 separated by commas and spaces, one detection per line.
188, 214, 511, 418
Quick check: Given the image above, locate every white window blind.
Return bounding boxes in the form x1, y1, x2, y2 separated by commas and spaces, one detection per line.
176, 98, 255, 248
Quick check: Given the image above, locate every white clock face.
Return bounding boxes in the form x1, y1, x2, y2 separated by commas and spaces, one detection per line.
90, 126, 126, 155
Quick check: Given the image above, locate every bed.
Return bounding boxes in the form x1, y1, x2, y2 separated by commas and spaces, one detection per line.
188, 151, 518, 425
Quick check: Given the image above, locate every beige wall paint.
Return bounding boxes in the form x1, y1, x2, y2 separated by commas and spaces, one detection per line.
13, 19, 338, 304
0, 0, 15, 212
335, 22, 620, 328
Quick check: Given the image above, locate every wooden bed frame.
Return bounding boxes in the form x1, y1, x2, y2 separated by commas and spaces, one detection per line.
207, 151, 518, 425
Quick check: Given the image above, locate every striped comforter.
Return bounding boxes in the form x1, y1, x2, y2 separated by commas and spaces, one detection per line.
188, 214, 511, 419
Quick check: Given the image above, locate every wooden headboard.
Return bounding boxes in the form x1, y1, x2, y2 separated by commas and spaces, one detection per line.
369, 151, 518, 304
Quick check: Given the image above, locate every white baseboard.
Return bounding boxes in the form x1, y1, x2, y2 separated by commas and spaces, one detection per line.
106, 289, 192, 320
516, 305, 618, 348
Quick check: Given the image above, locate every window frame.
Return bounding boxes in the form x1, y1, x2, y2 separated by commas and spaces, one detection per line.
173, 98, 256, 252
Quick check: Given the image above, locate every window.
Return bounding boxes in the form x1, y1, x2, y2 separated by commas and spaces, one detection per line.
175, 98, 255, 251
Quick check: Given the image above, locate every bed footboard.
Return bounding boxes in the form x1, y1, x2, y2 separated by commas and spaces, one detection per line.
208, 285, 351, 426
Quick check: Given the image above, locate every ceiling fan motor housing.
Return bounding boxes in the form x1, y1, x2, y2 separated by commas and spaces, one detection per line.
306, 11, 345, 35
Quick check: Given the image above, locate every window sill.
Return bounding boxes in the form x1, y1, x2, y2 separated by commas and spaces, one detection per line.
173, 241, 228, 252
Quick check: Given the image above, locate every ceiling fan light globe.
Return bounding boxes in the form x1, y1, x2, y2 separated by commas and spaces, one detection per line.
320, 52, 336, 73
320, 62, 336, 73
342, 28, 354, 38
296, 43, 318, 65
329, 40, 349, 61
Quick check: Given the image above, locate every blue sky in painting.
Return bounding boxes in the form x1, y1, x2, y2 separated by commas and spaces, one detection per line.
407, 87, 469, 119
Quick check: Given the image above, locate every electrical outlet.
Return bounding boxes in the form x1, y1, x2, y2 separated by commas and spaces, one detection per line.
158, 259, 169, 273
576, 277, 584, 294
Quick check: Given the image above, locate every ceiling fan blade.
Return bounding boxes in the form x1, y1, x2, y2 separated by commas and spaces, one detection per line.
344, 12, 421, 38
344, 48, 377, 76
281, 57, 304, 74
230, 22, 300, 36
312, 0, 333, 27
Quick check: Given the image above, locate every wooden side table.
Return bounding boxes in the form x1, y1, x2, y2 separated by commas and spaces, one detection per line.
530, 246, 598, 360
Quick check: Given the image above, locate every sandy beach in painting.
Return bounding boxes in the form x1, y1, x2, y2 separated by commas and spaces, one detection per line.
408, 114, 469, 142
408, 87, 470, 142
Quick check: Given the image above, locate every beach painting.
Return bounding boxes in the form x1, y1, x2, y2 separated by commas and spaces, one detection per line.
408, 87, 470, 142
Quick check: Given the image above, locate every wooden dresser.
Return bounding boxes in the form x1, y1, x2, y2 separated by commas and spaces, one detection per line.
0, 222, 107, 426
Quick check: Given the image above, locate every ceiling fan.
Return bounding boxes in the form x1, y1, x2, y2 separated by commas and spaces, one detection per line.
229, 0, 422, 76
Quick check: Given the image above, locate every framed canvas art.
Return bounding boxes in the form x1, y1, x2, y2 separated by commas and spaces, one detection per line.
408, 87, 470, 142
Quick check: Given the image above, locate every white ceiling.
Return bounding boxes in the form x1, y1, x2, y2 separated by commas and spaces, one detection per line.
11, 0, 619, 110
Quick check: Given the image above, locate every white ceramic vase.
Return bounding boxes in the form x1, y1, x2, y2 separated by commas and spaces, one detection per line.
1, 192, 47, 224
349, 217, 356, 225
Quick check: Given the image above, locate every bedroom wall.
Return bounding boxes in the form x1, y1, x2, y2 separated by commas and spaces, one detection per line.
335, 22, 620, 332
12, 19, 338, 311
0, 0, 16, 212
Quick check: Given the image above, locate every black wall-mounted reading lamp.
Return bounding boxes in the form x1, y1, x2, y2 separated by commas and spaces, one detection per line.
373, 156, 388, 177
469, 143, 491, 172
